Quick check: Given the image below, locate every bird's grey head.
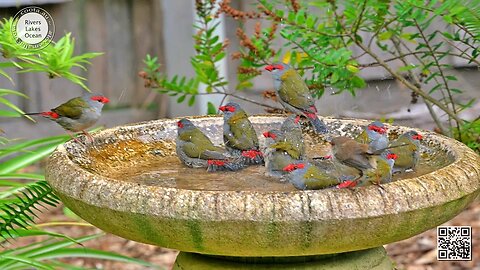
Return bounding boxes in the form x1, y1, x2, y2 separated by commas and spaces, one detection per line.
177, 118, 195, 134
219, 102, 243, 118
263, 129, 284, 143
402, 130, 423, 143
366, 121, 387, 136
265, 62, 290, 80
84, 93, 109, 111
382, 151, 398, 167
282, 163, 306, 173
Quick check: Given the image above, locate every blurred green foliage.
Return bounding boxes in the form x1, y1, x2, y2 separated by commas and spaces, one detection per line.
0, 17, 158, 269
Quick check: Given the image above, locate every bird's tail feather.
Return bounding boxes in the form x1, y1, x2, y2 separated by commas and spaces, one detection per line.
207, 158, 246, 172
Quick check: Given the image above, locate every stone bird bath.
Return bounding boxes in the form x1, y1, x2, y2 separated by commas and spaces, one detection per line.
46, 116, 480, 269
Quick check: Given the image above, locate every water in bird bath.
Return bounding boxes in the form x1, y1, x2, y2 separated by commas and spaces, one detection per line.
81, 136, 453, 192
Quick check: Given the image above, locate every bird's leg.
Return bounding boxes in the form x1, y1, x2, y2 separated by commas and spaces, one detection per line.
82, 130, 94, 142
66, 131, 80, 143
371, 174, 386, 191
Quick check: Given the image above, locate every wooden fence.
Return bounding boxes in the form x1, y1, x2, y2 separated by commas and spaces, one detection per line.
0, 0, 167, 116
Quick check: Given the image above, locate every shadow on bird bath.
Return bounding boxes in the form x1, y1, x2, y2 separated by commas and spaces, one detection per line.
46, 115, 480, 269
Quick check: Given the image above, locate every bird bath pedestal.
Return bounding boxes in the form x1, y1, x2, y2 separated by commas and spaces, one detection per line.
45, 116, 480, 269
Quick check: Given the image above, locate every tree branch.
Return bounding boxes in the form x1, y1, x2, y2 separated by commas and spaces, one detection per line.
349, 33, 464, 124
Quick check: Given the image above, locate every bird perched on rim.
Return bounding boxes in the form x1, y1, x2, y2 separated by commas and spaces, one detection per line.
357, 151, 398, 187
264, 62, 328, 134
263, 129, 302, 178
283, 162, 341, 190
355, 121, 389, 153
25, 93, 109, 141
176, 118, 244, 172
219, 102, 263, 165
388, 130, 423, 173
268, 114, 306, 160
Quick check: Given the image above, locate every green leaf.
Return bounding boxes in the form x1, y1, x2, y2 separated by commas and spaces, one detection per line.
378, 31, 393, 41
330, 72, 339, 84
0, 254, 54, 270
351, 76, 366, 88
0, 134, 69, 159
0, 110, 20, 117
27, 248, 158, 268
0, 89, 28, 98
295, 10, 306, 25
207, 102, 217, 115
0, 143, 62, 174
188, 95, 196, 107
177, 95, 186, 103
398, 64, 418, 72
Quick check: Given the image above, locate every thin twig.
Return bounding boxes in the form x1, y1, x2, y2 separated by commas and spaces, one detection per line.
348, 32, 464, 124
391, 37, 449, 135
414, 19, 462, 138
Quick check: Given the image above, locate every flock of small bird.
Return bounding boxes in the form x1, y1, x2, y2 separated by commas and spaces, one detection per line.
175, 63, 424, 190
25, 62, 423, 190
176, 103, 423, 190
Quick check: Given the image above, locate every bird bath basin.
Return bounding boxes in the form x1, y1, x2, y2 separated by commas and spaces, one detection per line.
46, 115, 480, 269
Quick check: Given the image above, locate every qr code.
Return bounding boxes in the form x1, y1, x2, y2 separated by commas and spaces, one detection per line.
437, 226, 472, 261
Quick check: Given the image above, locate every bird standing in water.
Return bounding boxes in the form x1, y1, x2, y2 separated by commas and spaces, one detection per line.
219, 102, 263, 165
388, 130, 423, 173
283, 162, 341, 190
176, 118, 244, 172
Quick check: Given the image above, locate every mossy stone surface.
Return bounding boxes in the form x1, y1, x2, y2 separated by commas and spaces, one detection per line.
46, 116, 480, 256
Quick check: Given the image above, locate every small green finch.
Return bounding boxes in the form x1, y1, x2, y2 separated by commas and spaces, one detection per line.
263, 129, 302, 177
219, 102, 263, 165
358, 151, 398, 187
265, 62, 328, 134
25, 93, 109, 141
282, 162, 340, 190
388, 130, 423, 173
268, 115, 305, 160
355, 121, 389, 153
176, 118, 245, 172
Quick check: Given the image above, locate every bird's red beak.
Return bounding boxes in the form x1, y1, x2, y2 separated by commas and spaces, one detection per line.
101, 97, 110, 104
177, 121, 184, 128
265, 65, 274, 72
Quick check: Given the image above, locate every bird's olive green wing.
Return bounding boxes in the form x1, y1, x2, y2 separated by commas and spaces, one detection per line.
270, 141, 302, 159
278, 69, 315, 111
202, 148, 228, 160
181, 141, 203, 158
227, 118, 258, 150
52, 97, 88, 119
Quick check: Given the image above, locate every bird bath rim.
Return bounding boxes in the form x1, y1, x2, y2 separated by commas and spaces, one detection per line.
46, 115, 480, 257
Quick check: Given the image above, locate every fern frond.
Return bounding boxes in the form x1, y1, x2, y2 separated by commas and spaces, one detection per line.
0, 181, 59, 240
